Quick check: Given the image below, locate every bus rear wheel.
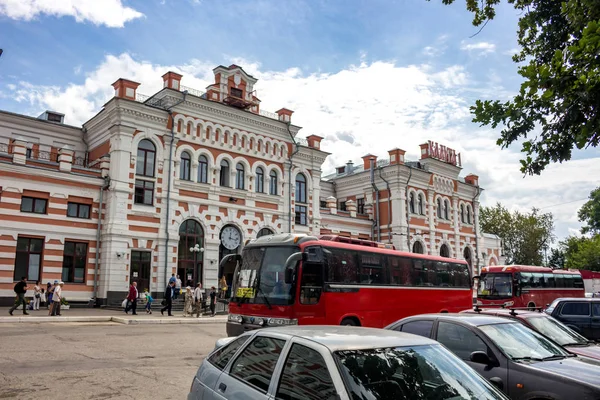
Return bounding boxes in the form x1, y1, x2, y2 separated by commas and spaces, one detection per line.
341, 317, 360, 326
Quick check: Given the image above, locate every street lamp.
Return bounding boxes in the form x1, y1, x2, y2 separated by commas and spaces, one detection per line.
189, 244, 204, 286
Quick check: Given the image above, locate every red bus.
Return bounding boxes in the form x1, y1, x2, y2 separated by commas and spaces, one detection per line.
476, 265, 585, 308
223, 233, 473, 337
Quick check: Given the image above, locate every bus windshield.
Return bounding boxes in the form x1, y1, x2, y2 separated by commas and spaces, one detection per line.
478, 273, 513, 299
232, 246, 298, 306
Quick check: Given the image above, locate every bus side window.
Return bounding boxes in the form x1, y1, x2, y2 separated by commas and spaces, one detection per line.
545, 273, 555, 288
573, 274, 584, 289
434, 262, 450, 287
450, 263, 470, 287
554, 275, 565, 288
520, 272, 533, 288
300, 262, 323, 305
358, 252, 386, 285
564, 274, 574, 288
325, 248, 358, 284
389, 256, 412, 286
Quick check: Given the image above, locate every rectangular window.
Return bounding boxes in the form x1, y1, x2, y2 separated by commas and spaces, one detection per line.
357, 198, 365, 214
230, 337, 286, 394
339, 201, 347, 211
230, 87, 243, 98
208, 336, 249, 370
67, 202, 91, 219
358, 252, 385, 284
561, 302, 590, 316
20, 196, 47, 214
325, 248, 358, 283
26, 148, 32, 158
320, 200, 327, 209
62, 241, 87, 283
14, 237, 44, 281
295, 205, 307, 225
134, 180, 154, 205
389, 256, 413, 285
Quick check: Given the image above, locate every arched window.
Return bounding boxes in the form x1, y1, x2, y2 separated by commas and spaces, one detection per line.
444, 199, 450, 220
295, 173, 307, 225
467, 206, 472, 224
256, 167, 264, 193
136, 139, 155, 177
198, 155, 208, 183
236, 163, 245, 189
220, 160, 230, 187
437, 198, 443, 218
460, 204, 465, 223
440, 244, 450, 258
257, 228, 274, 238
418, 194, 424, 215
412, 241, 424, 254
409, 192, 415, 214
178, 220, 204, 286
269, 170, 278, 195
180, 151, 191, 180
464, 247, 472, 269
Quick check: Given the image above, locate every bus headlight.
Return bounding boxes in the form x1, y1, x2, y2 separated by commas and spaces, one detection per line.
228, 314, 243, 323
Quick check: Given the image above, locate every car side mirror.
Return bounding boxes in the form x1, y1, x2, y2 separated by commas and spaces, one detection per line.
489, 377, 504, 391
284, 252, 304, 284
470, 351, 492, 365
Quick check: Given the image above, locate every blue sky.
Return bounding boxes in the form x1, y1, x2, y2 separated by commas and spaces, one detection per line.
0, 0, 598, 242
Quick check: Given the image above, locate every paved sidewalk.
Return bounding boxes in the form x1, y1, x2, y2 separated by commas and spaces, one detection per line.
0, 307, 227, 324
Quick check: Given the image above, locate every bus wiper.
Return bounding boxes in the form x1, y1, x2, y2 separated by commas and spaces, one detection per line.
255, 284, 272, 310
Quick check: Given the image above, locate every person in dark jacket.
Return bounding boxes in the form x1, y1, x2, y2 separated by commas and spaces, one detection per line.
9, 277, 29, 316
161, 281, 175, 316
124, 281, 138, 315
209, 286, 217, 317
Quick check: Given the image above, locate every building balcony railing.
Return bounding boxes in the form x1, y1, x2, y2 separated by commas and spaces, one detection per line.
0, 142, 11, 154
36, 150, 59, 163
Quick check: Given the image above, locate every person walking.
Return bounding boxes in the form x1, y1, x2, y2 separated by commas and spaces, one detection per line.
51, 282, 64, 316
183, 287, 193, 317
193, 283, 203, 318
161, 281, 175, 316
209, 286, 217, 317
47, 280, 57, 315
124, 281, 138, 315
32, 281, 42, 311
174, 275, 182, 300
9, 277, 29, 316
144, 290, 153, 314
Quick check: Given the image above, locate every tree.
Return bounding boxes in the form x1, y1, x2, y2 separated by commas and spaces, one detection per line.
547, 248, 565, 269
480, 203, 554, 265
578, 186, 600, 235
434, 0, 600, 175
560, 235, 600, 271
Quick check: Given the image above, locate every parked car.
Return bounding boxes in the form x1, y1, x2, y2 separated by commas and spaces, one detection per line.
386, 314, 600, 400
545, 297, 600, 340
461, 307, 600, 360
188, 325, 509, 400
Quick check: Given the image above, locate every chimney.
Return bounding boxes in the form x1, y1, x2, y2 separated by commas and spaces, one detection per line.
419, 143, 430, 160
464, 174, 479, 186
112, 78, 140, 101
276, 108, 294, 123
38, 111, 65, 124
346, 160, 354, 174
388, 148, 406, 165
361, 154, 377, 170
162, 71, 183, 91
306, 135, 323, 150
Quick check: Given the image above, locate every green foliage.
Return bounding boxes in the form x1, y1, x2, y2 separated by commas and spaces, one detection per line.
480, 203, 554, 265
578, 187, 600, 234
560, 235, 600, 271
433, 0, 600, 175
547, 248, 565, 269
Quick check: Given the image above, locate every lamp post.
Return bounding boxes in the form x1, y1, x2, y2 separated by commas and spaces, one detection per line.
189, 243, 204, 286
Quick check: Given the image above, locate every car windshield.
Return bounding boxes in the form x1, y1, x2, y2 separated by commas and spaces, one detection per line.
478, 273, 512, 299
479, 323, 570, 361
526, 316, 589, 346
231, 246, 298, 306
335, 344, 506, 400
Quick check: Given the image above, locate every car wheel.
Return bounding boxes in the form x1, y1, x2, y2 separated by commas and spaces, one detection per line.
341, 317, 360, 326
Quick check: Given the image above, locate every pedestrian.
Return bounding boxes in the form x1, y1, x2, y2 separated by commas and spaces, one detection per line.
183, 286, 193, 317
161, 281, 175, 316
33, 280, 42, 311
193, 282, 203, 318
125, 281, 138, 315
144, 289, 153, 314
209, 286, 217, 317
219, 276, 228, 299
9, 276, 29, 316
169, 273, 176, 285
47, 280, 57, 315
51, 282, 64, 316
174, 275, 182, 300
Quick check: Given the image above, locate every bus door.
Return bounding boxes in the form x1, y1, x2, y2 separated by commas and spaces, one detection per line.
294, 246, 326, 324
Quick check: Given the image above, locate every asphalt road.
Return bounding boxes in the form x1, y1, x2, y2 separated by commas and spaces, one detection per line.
0, 322, 227, 399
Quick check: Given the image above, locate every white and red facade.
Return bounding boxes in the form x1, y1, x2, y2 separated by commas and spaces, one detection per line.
0, 64, 503, 305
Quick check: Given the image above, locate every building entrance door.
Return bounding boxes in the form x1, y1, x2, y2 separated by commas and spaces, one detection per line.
131, 251, 151, 295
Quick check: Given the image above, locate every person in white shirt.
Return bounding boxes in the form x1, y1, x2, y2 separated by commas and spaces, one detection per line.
174, 275, 182, 300
33, 281, 42, 310
51, 282, 64, 316
193, 283, 204, 318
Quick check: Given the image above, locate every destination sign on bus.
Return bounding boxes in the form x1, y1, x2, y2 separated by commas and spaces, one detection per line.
236, 288, 255, 298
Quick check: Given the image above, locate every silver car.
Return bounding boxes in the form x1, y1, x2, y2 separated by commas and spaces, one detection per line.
188, 325, 508, 400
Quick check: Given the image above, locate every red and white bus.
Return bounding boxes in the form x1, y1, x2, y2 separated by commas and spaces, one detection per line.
476, 265, 585, 308
223, 233, 473, 337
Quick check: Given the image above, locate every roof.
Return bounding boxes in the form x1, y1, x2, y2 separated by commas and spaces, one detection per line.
462, 308, 546, 320
399, 313, 518, 327
257, 325, 436, 351
552, 297, 600, 303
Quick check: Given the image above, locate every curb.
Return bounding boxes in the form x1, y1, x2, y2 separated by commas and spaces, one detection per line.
0, 316, 227, 325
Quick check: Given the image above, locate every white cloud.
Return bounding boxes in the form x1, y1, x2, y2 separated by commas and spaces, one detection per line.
0, 0, 143, 28
6, 52, 598, 239
460, 41, 496, 56
422, 34, 449, 57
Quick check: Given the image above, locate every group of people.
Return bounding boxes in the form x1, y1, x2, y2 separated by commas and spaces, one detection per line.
8, 277, 64, 316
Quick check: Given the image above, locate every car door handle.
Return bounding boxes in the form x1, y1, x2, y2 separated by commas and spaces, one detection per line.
219, 383, 227, 392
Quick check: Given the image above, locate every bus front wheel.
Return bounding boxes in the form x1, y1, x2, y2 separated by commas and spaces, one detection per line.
527, 302, 536, 311
341, 317, 360, 326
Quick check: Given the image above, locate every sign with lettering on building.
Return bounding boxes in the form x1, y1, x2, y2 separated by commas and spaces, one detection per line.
427, 140, 462, 166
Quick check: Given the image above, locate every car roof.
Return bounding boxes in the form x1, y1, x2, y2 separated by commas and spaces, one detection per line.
250, 325, 437, 351
398, 313, 519, 327
463, 309, 547, 319
552, 297, 600, 303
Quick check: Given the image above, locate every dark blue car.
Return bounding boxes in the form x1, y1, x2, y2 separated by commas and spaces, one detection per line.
545, 297, 600, 341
